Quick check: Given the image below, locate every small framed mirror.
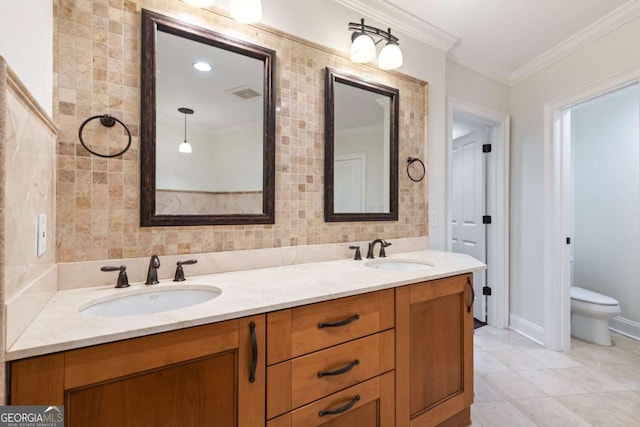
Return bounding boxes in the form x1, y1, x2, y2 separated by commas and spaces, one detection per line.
141, 10, 275, 226
324, 68, 399, 222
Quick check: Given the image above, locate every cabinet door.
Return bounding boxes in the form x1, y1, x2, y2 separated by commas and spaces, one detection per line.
268, 371, 394, 427
395, 274, 474, 427
10, 315, 266, 427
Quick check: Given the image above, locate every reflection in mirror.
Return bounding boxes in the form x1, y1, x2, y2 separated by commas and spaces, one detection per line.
141, 9, 275, 226
324, 68, 399, 222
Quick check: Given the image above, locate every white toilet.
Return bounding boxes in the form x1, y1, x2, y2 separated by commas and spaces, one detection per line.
570, 286, 621, 346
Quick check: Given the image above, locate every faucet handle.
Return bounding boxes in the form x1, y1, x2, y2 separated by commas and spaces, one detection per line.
101, 265, 130, 288
174, 259, 198, 282
379, 241, 391, 258
348, 245, 362, 261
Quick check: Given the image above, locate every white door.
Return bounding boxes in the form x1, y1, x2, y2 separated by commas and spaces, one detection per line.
452, 128, 487, 321
334, 154, 366, 213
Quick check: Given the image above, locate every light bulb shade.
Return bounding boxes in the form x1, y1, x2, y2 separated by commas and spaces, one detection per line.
182, 0, 216, 7
378, 42, 403, 70
229, 0, 262, 24
350, 33, 376, 63
179, 141, 192, 153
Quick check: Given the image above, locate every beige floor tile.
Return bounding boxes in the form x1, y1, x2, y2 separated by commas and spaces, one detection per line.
520, 348, 583, 369
567, 345, 639, 367
472, 327, 640, 427
481, 371, 548, 400
471, 401, 537, 427
475, 334, 515, 351
511, 397, 591, 427
517, 369, 590, 396
488, 349, 547, 371
557, 393, 640, 426
599, 391, 640, 421
556, 365, 633, 393
474, 374, 506, 402
474, 350, 511, 373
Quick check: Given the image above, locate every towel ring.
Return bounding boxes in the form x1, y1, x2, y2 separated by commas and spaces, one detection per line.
407, 157, 425, 182
78, 114, 132, 158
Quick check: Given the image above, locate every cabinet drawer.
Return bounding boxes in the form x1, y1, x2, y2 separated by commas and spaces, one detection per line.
267, 289, 394, 365
267, 330, 394, 419
267, 371, 395, 427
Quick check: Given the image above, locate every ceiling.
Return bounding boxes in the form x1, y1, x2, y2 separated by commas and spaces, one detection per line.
337, 0, 639, 84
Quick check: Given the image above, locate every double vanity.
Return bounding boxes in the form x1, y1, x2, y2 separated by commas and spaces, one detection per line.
7, 249, 483, 427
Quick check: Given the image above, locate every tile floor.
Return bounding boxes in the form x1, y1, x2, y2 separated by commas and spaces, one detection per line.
471, 326, 640, 426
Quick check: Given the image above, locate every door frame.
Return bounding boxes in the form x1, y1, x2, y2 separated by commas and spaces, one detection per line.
543, 69, 640, 351
446, 96, 510, 329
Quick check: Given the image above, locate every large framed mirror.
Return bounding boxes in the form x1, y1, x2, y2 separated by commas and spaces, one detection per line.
324, 68, 399, 222
140, 9, 275, 226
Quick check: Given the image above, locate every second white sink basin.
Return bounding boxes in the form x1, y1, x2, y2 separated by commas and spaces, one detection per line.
80, 286, 222, 317
365, 259, 434, 271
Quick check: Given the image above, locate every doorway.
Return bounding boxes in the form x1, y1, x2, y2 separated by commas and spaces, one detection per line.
545, 76, 640, 351
447, 97, 510, 329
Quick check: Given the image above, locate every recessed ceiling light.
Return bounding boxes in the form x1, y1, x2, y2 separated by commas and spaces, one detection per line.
193, 62, 212, 72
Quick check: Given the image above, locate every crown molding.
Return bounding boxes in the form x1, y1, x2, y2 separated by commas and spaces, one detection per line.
334, 0, 458, 52
510, 0, 640, 85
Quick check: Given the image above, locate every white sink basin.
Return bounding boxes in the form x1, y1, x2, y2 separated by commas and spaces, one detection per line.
80, 286, 222, 317
365, 259, 434, 271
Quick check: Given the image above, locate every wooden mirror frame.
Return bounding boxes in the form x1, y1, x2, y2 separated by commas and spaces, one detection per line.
140, 9, 275, 226
324, 67, 399, 222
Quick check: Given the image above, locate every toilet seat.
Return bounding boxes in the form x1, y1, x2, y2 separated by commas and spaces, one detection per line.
570, 286, 619, 306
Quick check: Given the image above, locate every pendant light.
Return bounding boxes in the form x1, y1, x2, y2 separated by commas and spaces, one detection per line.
229, 0, 262, 24
178, 107, 194, 154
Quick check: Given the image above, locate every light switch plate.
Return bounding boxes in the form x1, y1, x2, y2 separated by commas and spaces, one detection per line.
37, 213, 46, 256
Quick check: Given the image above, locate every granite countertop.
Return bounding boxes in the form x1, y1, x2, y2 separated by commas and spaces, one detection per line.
6, 250, 485, 360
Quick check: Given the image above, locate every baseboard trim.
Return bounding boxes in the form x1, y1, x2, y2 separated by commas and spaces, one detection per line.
610, 316, 640, 342
509, 313, 544, 346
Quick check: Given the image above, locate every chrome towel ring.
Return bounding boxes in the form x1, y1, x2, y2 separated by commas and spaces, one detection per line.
78, 114, 132, 158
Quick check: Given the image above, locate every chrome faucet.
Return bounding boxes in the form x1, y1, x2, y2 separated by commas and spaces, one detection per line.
366, 239, 391, 259
145, 255, 160, 285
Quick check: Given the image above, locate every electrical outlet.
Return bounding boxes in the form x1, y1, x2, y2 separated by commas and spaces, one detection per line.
37, 214, 47, 256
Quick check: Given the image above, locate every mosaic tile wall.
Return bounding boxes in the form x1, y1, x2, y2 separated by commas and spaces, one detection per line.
53, 0, 428, 263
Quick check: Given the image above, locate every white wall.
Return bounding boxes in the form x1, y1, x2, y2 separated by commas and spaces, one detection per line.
446, 60, 510, 114
572, 84, 640, 324
510, 14, 640, 332
0, 0, 53, 115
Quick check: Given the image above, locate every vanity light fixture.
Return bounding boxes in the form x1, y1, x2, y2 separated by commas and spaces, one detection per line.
229, 0, 262, 24
193, 61, 212, 72
348, 18, 403, 70
178, 107, 194, 154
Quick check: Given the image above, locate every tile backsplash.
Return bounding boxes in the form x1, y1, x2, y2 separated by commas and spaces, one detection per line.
54, 0, 428, 263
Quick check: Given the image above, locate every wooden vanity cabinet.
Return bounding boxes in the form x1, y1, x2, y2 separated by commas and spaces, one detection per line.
395, 273, 474, 427
9, 315, 265, 427
266, 289, 395, 426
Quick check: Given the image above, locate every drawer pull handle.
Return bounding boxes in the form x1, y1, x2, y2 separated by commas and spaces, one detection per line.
317, 314, 360, 329
317, 359, 360, 378
319, 395, 360, 417
249, 321, 257, 383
